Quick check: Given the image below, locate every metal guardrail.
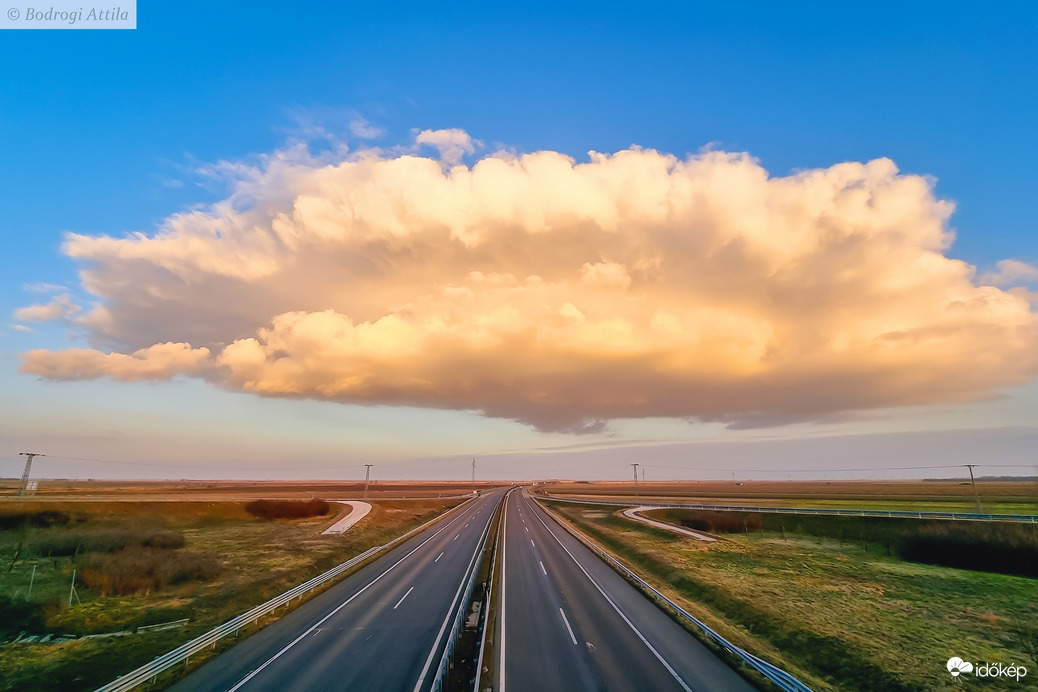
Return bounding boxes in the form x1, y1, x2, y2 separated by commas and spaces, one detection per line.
136, 618, 189, 634
472, 496, 504, 692
536, 500, 814, 692
533, 493, 1038, 523
430, 506, 494, 692
96, 500, 473, 692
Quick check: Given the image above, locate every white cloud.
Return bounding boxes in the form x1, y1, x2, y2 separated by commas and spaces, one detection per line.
979, 259, 1038, 286
22, 282, 67, 293
349, 117, 383, 140
415, 128, 481, 164
14, 294, 82, 322
19, 135, 1038, 432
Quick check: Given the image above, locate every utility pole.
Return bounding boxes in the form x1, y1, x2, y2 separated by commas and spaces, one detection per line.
631, 463, 639, 483
363, 465, 373, 499
641, 467, 645, 483
472, 457, 476, 483
68, 568, 80, 607
965, 464, 983, 512
18, 452, 43, 498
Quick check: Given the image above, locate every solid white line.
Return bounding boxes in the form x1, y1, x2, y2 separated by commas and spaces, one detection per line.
435, 551, 444, 563
530, 503, 693, 692
499, 493, 509, 692
394, 586, 415, 609
225, 503, 474, 692
539, 560, 547, 576
412, 504, 494, 692
559, 608, 578, 645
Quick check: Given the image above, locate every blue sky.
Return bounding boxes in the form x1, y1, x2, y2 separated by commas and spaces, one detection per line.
2, 2, 1037, 480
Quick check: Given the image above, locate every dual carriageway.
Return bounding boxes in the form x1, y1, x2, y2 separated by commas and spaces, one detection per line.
146, 487, 762, 691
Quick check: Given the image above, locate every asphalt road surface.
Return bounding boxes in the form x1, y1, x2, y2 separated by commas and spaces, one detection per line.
494, 490, 757, 692
170, 489, 504, 692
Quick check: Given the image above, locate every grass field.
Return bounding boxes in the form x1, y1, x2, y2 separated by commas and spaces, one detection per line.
539, 480, 1038, 515
0, 479, 499, 501
0, 496, 465, 691
545, 500, 1037, 692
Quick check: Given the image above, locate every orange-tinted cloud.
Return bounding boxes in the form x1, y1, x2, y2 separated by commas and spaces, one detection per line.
22, 342, 211, 381
18, 137, 1038, 431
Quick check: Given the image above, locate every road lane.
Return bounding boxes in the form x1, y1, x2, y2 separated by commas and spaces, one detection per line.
496, 490, 756, 692
171, 490, 504, 692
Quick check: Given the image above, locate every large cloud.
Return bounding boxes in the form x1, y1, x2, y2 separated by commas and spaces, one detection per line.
18, 135, 1038, 431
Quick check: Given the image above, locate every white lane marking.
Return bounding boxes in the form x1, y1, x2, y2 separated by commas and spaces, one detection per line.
412, 506, 496, 692
465, 523, 469, 527
435, 550, 445, 562
525, 526, 529, 532
394, 586, 415, 609
529, 501, 693, 692
530, 539, 535, 547
539, 560, 547, 576
454, 534, 459, 540
499, 493, 510, 692
226, 503, 474, 692
559, 608, 578, 645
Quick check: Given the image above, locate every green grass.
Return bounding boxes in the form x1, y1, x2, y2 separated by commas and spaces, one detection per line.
0, 498, 463, 691
547, 501, 1037, 692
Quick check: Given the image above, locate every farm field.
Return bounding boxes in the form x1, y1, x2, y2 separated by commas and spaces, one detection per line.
0, 493, 467, 691
538, 480, 1038, 515
0, 479, 499, 501
544, 499, 1038, 691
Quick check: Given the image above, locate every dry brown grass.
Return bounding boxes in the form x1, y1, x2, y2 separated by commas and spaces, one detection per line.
0, 493, 467, 691
540, 480, 1038, 513
0, 479, 504, 501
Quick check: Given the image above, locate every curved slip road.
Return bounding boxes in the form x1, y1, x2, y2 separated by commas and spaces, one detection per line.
495, 490, 755, 692
171, 489, 505, 692
321, 501, 372, 535
621, 506, 716, 541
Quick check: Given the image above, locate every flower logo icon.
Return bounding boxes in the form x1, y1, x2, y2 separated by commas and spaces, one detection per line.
947, 657, 974, 677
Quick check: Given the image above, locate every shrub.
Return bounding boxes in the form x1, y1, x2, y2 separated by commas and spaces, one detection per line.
79, 548, 221, 596
0, 596, 47, 640
655, 508, 1038, 577
662, 509, 761, 533
0, 510, 71, 531
895, 523, 1038, 578
28, 527, 186, 557
244, 499, 331, 520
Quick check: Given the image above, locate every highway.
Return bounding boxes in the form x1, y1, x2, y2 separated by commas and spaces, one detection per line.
170, 489, 505, 692
494, 490, 756, 692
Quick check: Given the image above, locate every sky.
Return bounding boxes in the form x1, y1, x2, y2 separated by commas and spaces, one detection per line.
2, 2, 1037, 481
